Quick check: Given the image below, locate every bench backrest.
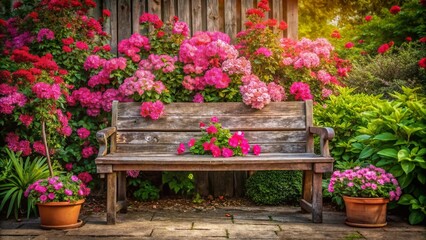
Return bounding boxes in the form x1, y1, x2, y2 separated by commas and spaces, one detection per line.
110, 101, 314, 154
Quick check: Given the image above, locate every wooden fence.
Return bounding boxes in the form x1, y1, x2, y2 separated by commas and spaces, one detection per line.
92, 0, 298, 54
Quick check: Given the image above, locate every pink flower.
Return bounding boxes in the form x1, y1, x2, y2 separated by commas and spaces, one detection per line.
253, 145, 261, 155
418, 58, 426, 69
254, 47, 272, 57
39, 195, 47, 202
77, 127, 91, 139
377, 43, 390, 54
177, 143, 185, 155
206, 125, 218, 134
127, 170, 140, 178
140, 101, 165, 120
365, 15, 372, 21
48, 193, 55, 200
211, 116, 219, 123
289, 82, 313, 101
75, 41, 89, 50
344, 42, 354, 49
193, 92, 204, 103
199, 122, 206, 128
78, 172, 93, 184
71, 175, 79, 182
267, 82, 286, 102
202, 142, 211, 151
65, 163, 73, 171
188, 138, 196, 147
64, 189, 73, 196
37, 28, 55, 42
210, 145, 221, 157
19, 114, 33, 127
222, 148, 234, 158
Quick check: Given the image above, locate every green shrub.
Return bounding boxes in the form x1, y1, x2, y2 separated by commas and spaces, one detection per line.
245, 171, 302, 205
314, 87, 384, 168
348, 87, 426, 225
345, 43, 426, 96
0, 149, 51, 219
128, 178, 160, 201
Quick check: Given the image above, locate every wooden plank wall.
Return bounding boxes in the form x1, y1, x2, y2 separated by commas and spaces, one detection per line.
93, 0, 298, 54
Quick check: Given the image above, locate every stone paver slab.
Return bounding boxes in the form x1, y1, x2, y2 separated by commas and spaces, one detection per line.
277, 231, 365, 239
151, 228, 226, 238
359, 230, 426, 240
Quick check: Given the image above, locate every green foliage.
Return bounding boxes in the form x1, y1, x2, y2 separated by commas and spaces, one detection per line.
245, 171, 302, 205
344, 42, 426, 96
128, 178, 160, 201
0, 149, 50, 219
348, 87, 426, 224
162, 172, 195, 196
314, 87, 384, 168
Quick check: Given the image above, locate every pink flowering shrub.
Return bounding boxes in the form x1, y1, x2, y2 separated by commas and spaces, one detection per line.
178, 31, 252, 102
328, 165, 401, 200
177, 116, 261, 157
25, 173, 90, 203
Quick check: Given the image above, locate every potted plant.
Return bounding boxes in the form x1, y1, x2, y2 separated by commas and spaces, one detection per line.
328, 165, 402, 227
24, 174, 90, 229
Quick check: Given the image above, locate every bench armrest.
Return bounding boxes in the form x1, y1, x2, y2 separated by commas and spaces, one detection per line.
96, 127, 117, 157
309, 126, 335, 157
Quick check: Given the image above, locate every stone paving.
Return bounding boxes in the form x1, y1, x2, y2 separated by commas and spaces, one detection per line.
1, 205, 425, 240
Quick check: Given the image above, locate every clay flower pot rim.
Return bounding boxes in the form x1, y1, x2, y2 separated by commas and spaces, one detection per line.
343, 195, 390, 203
36, 199, 85, 206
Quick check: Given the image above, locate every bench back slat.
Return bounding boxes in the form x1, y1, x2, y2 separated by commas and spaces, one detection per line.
111, 101, 313, 154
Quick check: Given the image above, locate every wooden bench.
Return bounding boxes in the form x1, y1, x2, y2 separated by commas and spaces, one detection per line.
95, 100, 334, 224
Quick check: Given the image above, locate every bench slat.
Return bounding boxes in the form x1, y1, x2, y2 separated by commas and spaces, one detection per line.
116, 115, 306, 131
117, 102, 306, 117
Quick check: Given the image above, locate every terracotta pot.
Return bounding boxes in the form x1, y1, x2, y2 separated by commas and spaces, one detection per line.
37, 199, 85, 229
343, 196, 389, 227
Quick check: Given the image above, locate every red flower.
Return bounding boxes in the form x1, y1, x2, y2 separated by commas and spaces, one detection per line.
157, 31, 165, 38
390, 5, 401, 14
103, 45, 111, 51
406, 36, 412, 42
257, 0, 270, 12
279, 21, 288, 30
377, 43, 390, 54
62, 37, 74, 45
420, 0, 426, 6
265, 18, 277, 27
365, 15, 372, 21
345, 42, 354, 49
331, 30, 341, 39
0, 19, 7, 27
419, 58, 426, 69
102, 9, 111, 17
13, 1, 23, 9
388, 41, 394, 47
419, 37, 426, 43
358, 39, 365, 44
62, 46, 72, 53
246, 8, 265, 18
28, 12, 39, 20
177, 143, 185, 155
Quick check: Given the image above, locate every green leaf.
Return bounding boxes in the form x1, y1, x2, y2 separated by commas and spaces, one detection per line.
398, 194, 415, 205
401, 161, 415, 174
377, 148, 398, 159
373, 132, 397, 141
398, 173, 415, 189
418, 174, 426, 185
398, 149, 411, 162
408, 211, 425, 225
359, 147, 374, 159
354, 135, 371, 141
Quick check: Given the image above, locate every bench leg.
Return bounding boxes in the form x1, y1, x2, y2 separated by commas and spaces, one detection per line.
301, 170, 313, 213
107, 172, 117, 225
311, 172, 323, 223
117, 171, 128, 213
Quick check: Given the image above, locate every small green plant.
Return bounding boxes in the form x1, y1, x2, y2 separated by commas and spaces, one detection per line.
162, 172, 195, 196
245, 171, 302, 205
128, 178, 160, 201
348, 87, 426, 224
192, 193, 204, 204
0, 149, 50, 219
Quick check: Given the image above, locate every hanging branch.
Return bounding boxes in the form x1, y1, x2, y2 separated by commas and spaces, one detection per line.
41, 120, 54, 177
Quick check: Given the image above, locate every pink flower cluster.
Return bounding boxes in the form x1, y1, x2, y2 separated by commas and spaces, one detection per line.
5, 132, 32, 156
140, 100, 164, 120
37, 28, 55, 42
31, 82, 61, 100
239, 75, 274, 109
172, 21, 189, 37
0, 87, 27, 114
179, 116, 261, 157
76, 127, 91, 139
118, 33, 151, 62
179, 31, 250, 92
82, 145, 98, 158
328, 165, 401, 201
118, 70, 166, 97
289, 82, 313, 101
77, 172, 93, 184
139, 54, 177, 73
86, 57, 127, 87
69, 87, 129, 116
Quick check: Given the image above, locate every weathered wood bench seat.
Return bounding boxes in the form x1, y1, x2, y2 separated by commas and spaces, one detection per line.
95, 100, 334, 224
